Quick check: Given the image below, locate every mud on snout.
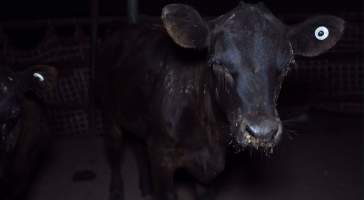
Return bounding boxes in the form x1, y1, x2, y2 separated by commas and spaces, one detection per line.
229, 116, 283, 154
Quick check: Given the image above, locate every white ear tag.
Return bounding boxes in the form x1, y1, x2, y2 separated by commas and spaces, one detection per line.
314, 26, 329, 40
33, 73, 45, 82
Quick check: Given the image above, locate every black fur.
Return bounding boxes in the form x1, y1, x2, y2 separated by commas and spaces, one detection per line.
97, 2, 344, 200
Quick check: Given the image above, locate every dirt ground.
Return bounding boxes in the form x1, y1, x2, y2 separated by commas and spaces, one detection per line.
28, 111, 362, 200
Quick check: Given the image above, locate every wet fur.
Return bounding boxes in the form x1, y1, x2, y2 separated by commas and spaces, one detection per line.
96, 2, 344, 200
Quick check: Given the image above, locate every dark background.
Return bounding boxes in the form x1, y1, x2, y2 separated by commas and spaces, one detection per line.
0, 1, 361, 200
0, 0, 362, 20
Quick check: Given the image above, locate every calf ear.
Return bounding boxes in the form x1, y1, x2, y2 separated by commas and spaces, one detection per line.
161, 4, 209, 49
23, 65, 58, 92
288, 16, 345, 57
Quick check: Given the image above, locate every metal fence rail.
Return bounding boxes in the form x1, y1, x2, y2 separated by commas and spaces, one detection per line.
0, 11, 361, 135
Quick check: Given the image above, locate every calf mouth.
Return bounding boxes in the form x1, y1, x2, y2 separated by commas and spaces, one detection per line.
241, 131, 275, 150
230, 122, 282, 154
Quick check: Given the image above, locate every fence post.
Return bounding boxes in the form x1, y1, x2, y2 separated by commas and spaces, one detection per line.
127, 0, 138, 24
89, 0, 98, 135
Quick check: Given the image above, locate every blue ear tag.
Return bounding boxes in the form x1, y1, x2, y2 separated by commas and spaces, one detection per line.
33, 73, 45, 82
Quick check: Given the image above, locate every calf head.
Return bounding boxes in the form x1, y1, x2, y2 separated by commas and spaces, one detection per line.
162, 2, 344, 151
0, 65, 57, 153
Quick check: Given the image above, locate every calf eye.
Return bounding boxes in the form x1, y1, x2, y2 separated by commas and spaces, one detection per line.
314, 26, 329, 41
212, 64, 234, 85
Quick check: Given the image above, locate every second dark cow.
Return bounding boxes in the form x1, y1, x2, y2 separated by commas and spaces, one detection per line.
0, 65, 57, 200
97, 2, 344, 200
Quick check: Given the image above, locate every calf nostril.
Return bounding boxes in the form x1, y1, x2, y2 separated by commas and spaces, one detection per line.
246, 125, 256, 136
245, 125, 278, 140
246, 125, 266, 139
269, 128, 278, 140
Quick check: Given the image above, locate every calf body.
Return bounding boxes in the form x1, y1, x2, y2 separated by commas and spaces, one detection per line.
97, 2, 344, 200
100, 29, 226, 199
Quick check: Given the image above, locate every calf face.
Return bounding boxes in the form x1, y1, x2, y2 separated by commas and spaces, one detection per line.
162, 2, 344, 150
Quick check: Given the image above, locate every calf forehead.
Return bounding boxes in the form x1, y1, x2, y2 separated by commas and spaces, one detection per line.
217, 4, 284, 31
215, 6, 287, 49
212, 8, 290, 70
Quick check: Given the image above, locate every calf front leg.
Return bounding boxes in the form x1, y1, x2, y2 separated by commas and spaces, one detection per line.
149, 151, 177, 200
193, 183, 217, 200
105, 124, 125, 200
130, 140, 153, 199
